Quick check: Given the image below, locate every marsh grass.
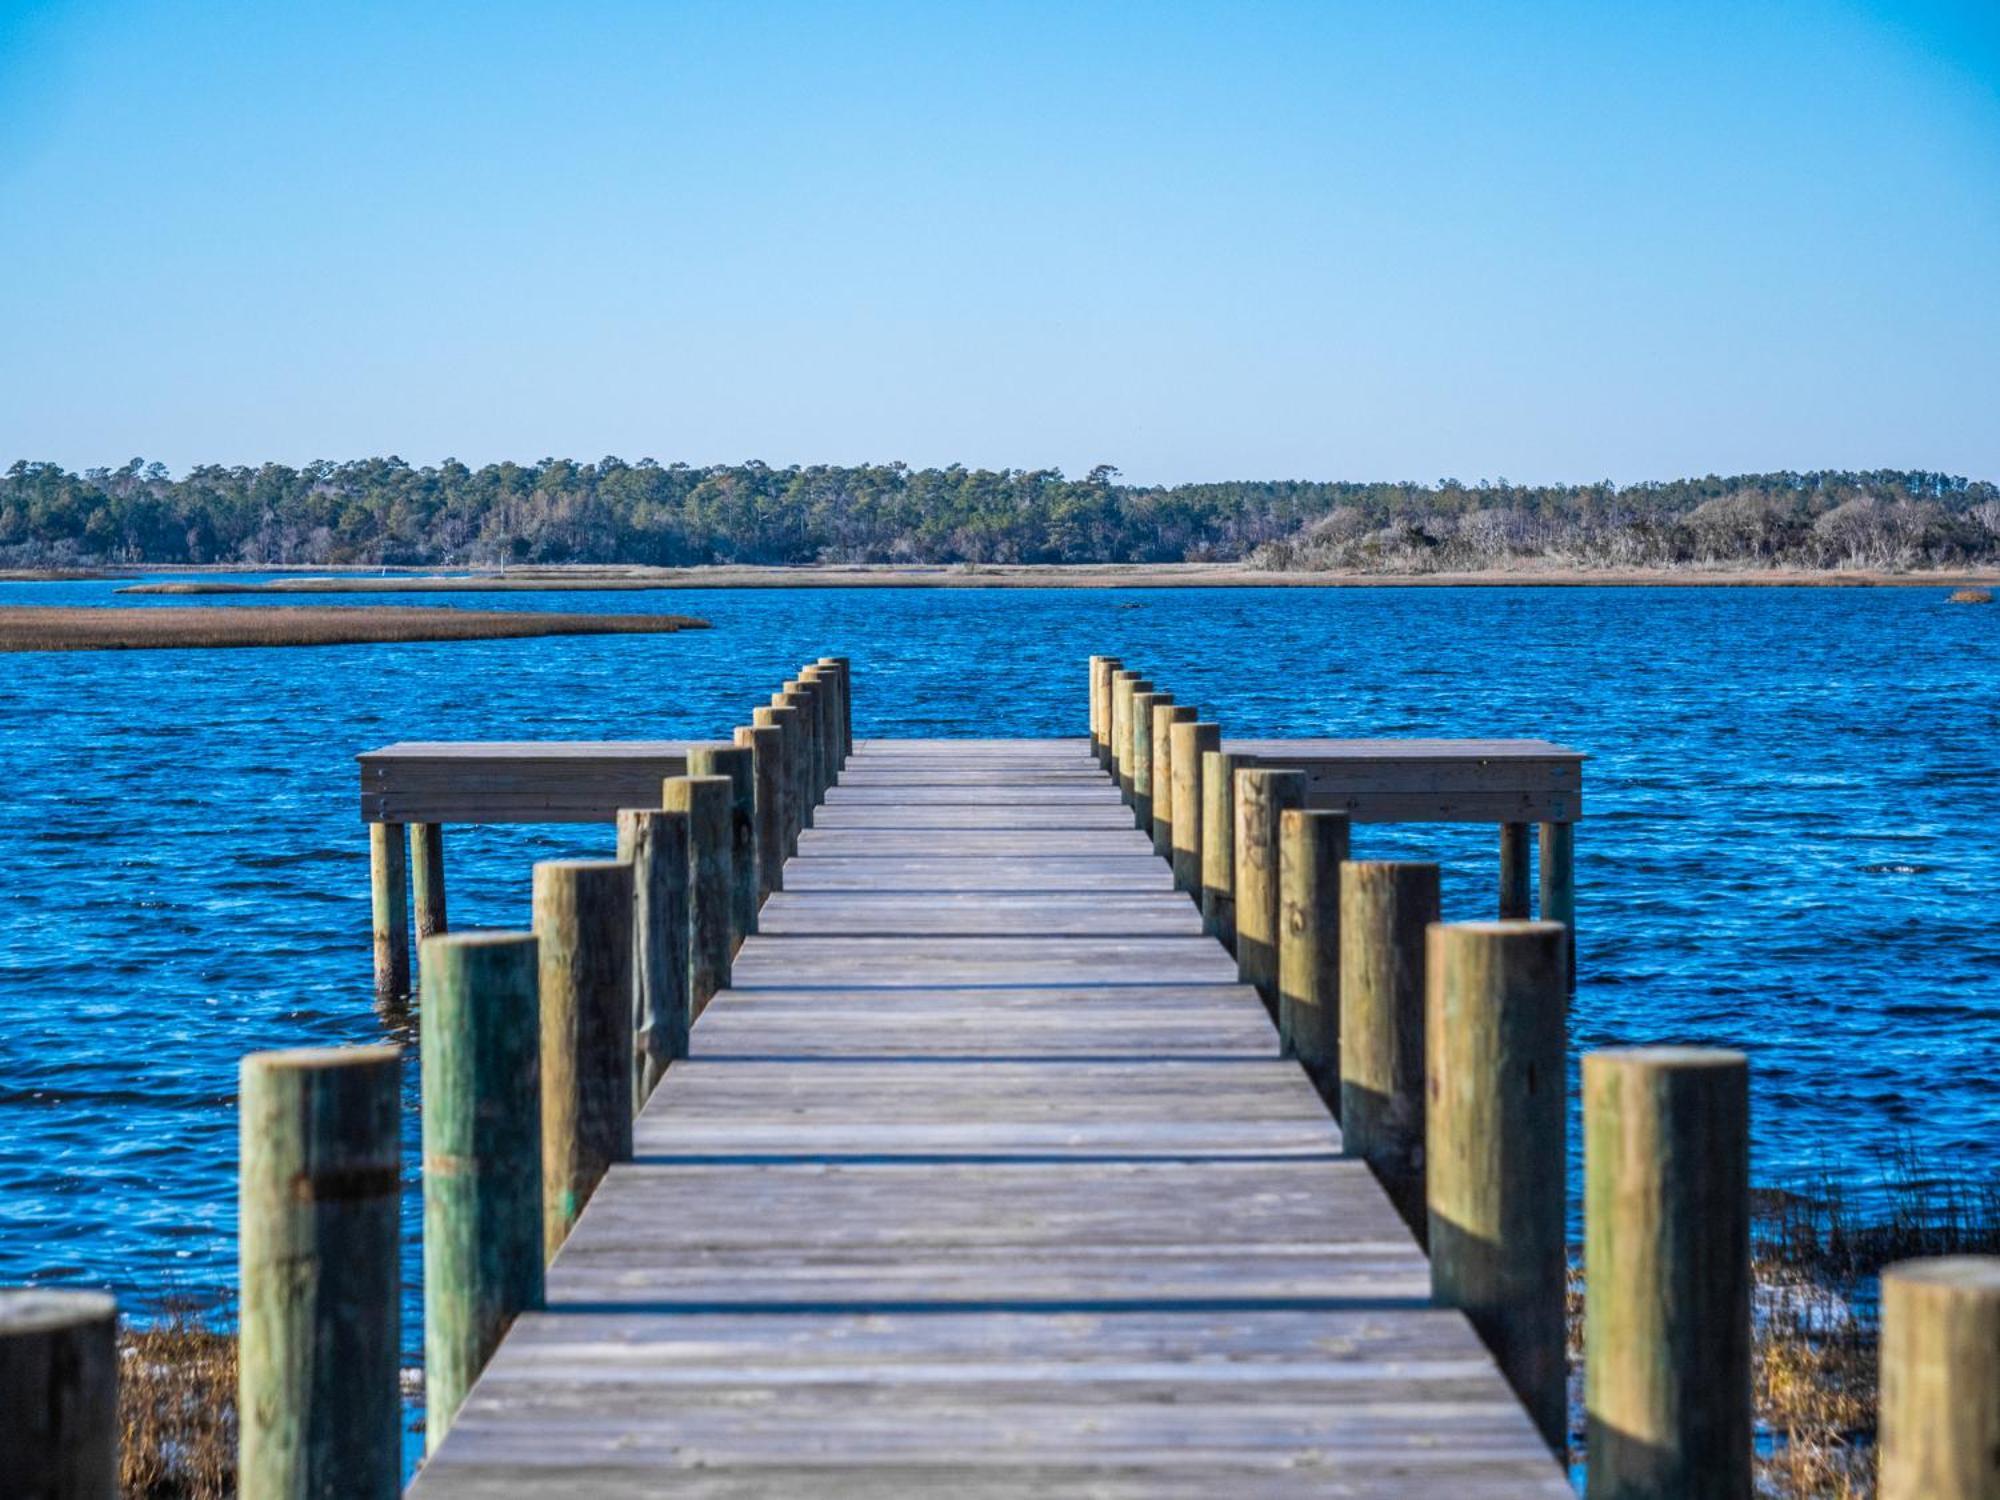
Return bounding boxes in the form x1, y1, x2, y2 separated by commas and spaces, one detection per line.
119, 1294, 235, 1499
1947, 586, 1993, 603
0, 605, 707, 651
1569, 1148, 2000, 1497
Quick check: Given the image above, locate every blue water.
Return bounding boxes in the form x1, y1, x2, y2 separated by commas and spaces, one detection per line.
2, 581, 1995, 1405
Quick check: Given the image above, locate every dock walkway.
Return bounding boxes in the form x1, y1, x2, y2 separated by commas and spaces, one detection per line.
410, 738, 1570, 1496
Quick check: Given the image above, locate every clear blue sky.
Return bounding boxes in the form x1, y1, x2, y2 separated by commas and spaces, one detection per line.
3, 0, 1996, 486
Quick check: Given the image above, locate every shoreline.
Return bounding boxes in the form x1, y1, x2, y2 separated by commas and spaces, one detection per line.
96, 562, 2000, 592
0, 606, 709, 651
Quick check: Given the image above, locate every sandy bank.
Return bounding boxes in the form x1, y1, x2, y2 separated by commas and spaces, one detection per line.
0, 606, 709, 652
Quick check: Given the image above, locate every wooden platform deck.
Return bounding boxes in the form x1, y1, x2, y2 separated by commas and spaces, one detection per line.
407, 739, 1572, 1497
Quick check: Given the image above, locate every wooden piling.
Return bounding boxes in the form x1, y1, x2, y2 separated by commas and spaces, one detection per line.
1130, 690, 1167, 833
411, 821, 448, 940
616, 808, 690, 1106
1584, 1047, 1751, 1500
1499, 822, 1530, 920
1234, 766, 1305, 1012
736, 724, 786, 898
238, 1045, 401, 1498
1171, 721, 1220, 897
1880, 1256, 2000, 1500
1090, 655, 1121, 768
800, 664, 839, 790
776, 685, 821, 825
1122, 677, 1153, 805
663, 774, 733, 1015
690, 745, 759, 951
0, 1290, 118, 1499
1110, 670, 1142, 800
1152, 704, 1197, 858
753, 703, 804, 855
368, 821, 409, 1007
1539, 820, 1576, 989
816, 656, 852, 764
1339, 860, 1439, 1241
419, 931, 544, 1451
1200, 748, 1241, 948
1277, 809, 1348, 1100
1426, 919, 1568, 1454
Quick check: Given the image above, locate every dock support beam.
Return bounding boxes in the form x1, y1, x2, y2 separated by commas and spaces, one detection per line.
368, 821, 409, 1007
420, 931, 544, 1452
1277, 808, 1348, 1102
1426, 919, 1568, 1455
0, 1290, 118, 1499
1539, 820, 1576, 989
1339, 861, 1437, 1242
239, 1046, 401, 1498
1584, 1046, 1750, 1500
1498, 822, 1530, 919
411, 821, 448, 940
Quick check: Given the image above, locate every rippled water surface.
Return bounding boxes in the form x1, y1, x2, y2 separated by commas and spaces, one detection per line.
2, 581, 1995, 1382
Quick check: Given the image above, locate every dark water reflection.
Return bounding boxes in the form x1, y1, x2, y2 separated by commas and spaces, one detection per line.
1, 579, 1994, 1370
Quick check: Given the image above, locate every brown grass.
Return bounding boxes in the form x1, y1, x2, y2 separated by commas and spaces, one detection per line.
120, 1300, 234, 1498
1947, 586, 1993, 603
0, 606, 709, 651
1568, 1153, 2000, 1497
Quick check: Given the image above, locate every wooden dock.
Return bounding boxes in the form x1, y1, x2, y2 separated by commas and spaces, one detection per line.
408, 738, 1570, 1496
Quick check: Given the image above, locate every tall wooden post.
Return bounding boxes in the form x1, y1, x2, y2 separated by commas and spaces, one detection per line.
776, 685, 820, 826
1339, 861, 1438, 1241
616, 808, 689, 1106
1539, 820, 1576, 989
0, 1290, 118, 1499
411, 822, 448, 940
1171, 721, 1220, 897
1277, 809, 1348, 1100
663, 774, 733, 1015
368, 821, 409, 1007
420, 931, 544, 1451
1111, 670, 1142, 801
1234, 766, 1305, 1013
1090, 656, 1121, 768
816, 656, 852, 764
1131, 690, 1167, 833
1200, 749, 1241, 949
754, 704, 804, 855
1122, 677, 1153, 806
1499, 822, 1531, 919
239, 1046, 401, 1498
690, 745, 758, 951
736, 724, 786, 897
800, 664, 839, 790
534, 859, 635, 1260
1584, 1047, 1751, 1500
1426, 919, 1568, 1454
1880, 1257, 2000, 1500
1152, 703, 1196, 858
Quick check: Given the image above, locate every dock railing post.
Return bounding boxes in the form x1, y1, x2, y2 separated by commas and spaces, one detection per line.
1122, 677, 1153, 807
534, 859, 636, 1260
411, 822, 448, 940
1277, 808, 1348, 1101
1200, 748, 1241, 949
419, 931, 544, 1452
663, 774, 734, 1015
1426, 919, 1568, 1454
1583, 1047, 1751, 1499
1131, 690, 1168, 833
736, 724, 786, 899
368, 821, 409, 1007
800, 663, 839, 791
617, 808, 690, 1106
1339, 860, 1438, 1241
754, 703, 804, 855
1152, 704, 1197, 858
1234, 766, 1305, 1014
1879, 1256, 2000, 1500
776, 684, 821, 827
816, 656, 852, 766
1111, 670, 1142, 801
690, 745, 759, 952
1171, 721, 1219, 897
0, 1290, 118, 1499
1090, 656, 1120, 768
239, 1045, 401, 1498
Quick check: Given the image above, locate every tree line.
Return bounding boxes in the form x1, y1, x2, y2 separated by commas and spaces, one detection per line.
3, 457, 1995, 571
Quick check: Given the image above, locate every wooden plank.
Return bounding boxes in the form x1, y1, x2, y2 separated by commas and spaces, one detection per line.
409, 737, 1572, 1497
358, 742, 726, 825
